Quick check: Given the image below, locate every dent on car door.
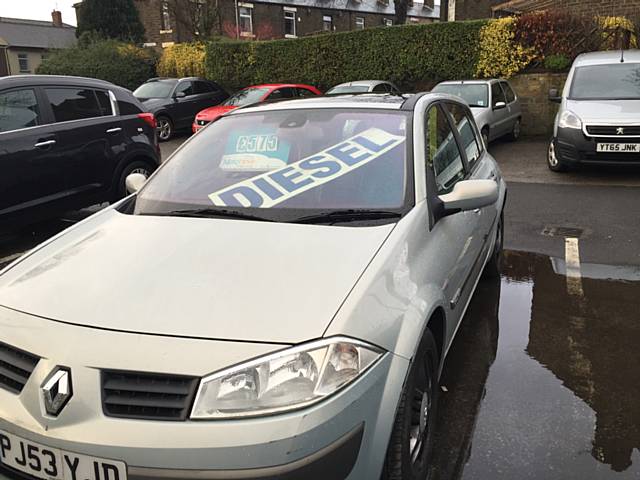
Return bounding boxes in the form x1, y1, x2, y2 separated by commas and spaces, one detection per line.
0, 86, 64, 217
425, 103, 481, 341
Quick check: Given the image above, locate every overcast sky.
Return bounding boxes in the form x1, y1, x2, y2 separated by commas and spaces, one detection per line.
0, 0, 78, 26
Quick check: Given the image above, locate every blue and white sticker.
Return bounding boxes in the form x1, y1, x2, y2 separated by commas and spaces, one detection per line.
220, 131, 290, 172
209, 127, 405, 208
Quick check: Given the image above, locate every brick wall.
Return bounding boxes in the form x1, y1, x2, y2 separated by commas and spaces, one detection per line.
450, 0, 506, 20
509, 72, 567, 136
496, 0, 640, 18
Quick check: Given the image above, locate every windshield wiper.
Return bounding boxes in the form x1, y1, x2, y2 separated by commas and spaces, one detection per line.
292, 209, 402, 225
153, 208, 275, 222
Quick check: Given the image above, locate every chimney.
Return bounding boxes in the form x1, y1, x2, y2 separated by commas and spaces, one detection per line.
52, 10, 63, 27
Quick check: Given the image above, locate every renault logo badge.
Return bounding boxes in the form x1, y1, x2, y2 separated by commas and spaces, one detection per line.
41, 367, 73, 416
617, 127, 625, 135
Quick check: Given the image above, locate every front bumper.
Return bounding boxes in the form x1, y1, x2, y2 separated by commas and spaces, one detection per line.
0, 306, 409, 479
554, 126, 640, 166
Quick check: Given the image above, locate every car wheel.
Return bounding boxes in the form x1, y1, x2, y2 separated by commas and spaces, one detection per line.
481, 127, 489, 147
547, 139, 568, 172
508, 119, 521, 141
156, 115, 173, 142
113, 160, 155, 201
483, 210, 504, 278
382, 329, 439, 480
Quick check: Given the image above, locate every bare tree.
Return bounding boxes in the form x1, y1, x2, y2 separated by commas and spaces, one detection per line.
167, 0, 221, 41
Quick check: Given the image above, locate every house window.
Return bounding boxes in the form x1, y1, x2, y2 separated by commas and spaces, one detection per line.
384, 18, 393, 26
355, 17, 365, 29
18, 54, 29, 73
239, 6, 253, 36
160, 1, 172, 31
323, 15, 333, 32
284, 10, 296, 37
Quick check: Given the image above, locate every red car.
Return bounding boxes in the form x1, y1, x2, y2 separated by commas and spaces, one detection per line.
192, 83, 322, 133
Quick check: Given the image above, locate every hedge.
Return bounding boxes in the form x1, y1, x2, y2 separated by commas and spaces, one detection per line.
157, 43, 207, 78
37, 40, 158, 91
204, 21, 487, 92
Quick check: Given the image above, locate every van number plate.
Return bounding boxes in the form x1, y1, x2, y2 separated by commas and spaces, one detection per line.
597, 143, 640, 153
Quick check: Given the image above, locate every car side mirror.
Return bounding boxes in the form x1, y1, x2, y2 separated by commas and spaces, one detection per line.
125, 173, 147, 194
174, 91, 186, 99
438, 180, 498, 216
493, 101, 507, 110
548, 88, 562, 103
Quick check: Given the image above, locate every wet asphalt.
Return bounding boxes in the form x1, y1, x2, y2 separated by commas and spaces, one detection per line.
1, 139, 639, 479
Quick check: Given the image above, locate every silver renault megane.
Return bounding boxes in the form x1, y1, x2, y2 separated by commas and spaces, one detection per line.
0, 93, 506, 480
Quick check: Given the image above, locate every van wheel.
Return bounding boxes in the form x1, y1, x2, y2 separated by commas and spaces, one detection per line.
157, 115, 173, 142
113, 160, 155, 201
483, 210, 503, 278
508, 119, 521, 141
547, 139, 568, 172
382, 329, 439, 480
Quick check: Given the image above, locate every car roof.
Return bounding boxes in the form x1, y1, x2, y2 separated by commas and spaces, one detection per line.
573, 49, 640, 67
0, 74, 118, 90
331, 80, 391, 88
245, 83, 317, 89
435, 79, 501, 86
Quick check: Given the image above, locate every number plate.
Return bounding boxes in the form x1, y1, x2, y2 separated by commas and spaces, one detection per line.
0, 429, 127, 480
596, 143, 640, 153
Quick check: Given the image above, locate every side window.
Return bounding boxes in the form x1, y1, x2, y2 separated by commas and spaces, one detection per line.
491, 82, 506, 107
296, 87, 316, 98
426, 104, 465, 194
117, 97, 143, 115
501, 81, 516, 103
372, 83, 391, 93
194, 81, 217, 94
175, 81, 194, 97
443, 102, 482, 168
45, 88, 103, 123
268, 88, 295, 100
0, 88, 41, 133
95, 90, 113, 116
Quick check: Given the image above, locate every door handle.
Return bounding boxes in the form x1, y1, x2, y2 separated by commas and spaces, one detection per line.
34, 140, 56, 148
106, 127, 122, 134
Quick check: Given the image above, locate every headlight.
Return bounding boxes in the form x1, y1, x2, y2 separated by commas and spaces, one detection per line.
558, 110, 582, 129
191, 337, 383, 419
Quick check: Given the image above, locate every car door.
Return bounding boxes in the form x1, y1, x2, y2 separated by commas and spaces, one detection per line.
41, 86, 125, 200
0, 86, 64, 219
490, 82, 509, 139
424, 102, 481, 339
500, 81, 521, 130
171, 80, 199, 129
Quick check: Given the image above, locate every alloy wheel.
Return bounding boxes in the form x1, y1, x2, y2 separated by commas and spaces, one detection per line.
157, 118, 172, 141
548, 141, 559, 167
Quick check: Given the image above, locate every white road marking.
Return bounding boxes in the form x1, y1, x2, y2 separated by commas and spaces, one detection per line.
565, 237, 584, 296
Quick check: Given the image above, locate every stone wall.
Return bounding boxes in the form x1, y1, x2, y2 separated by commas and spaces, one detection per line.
509, 72, 567, 137
514, 0, 640, 18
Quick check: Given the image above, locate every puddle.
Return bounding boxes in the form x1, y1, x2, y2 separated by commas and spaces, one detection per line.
432, 250, 640, 480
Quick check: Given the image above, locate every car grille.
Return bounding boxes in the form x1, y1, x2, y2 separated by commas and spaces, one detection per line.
102, 370, 199, 421
586, 125, 640, 136
0, 341, 40, 394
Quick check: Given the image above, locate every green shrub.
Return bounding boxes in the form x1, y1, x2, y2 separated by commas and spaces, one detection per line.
37, 39, 157, 91
158, 43, 207, 78
544, 54, 571, 72
204, 21, 487, 92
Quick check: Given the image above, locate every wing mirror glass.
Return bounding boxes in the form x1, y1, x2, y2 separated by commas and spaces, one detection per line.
548, 88, 562, 103
493, 101, 507, 110
125, 173, 147, 194
438, 179, 498, 216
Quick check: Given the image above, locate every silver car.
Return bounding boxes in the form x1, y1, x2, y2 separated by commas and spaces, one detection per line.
432, 79, 522, 145
0, 94, 506, 480
548, 50, 640, 172
326, 80, 402, 96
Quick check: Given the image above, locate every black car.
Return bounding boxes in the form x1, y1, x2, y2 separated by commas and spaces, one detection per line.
0, 75, 160, 228
134, 77, 228, 141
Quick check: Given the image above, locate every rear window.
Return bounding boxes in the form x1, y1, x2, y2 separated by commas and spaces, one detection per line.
570, 63, 640, 100
45, 88, 105, 122
432, 84, 489, 108
135, 109, 410, 217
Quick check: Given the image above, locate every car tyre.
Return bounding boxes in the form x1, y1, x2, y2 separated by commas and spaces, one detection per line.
481, 127, 490, 147
508, 119, 521, 141
547, 139, 568, 172
382, 328, 439, 480
113, 160, 155, 201
157, 115, 173, 142
483, 210, 504, 278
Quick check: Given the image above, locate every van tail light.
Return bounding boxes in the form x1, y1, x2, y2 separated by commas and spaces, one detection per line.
138, 113, 157, 130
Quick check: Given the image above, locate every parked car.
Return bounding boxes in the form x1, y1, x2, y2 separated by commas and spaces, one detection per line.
432, 79, 522, 145
548, 50, 640, 172
326, 80, 402, 96
0, 75, 160, 228
134, 77, 228, 141
192, 83, 321, 133
0, 93, 506, 480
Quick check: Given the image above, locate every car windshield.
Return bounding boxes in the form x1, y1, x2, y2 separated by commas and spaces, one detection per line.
134, 109, 410, 222
223, 88, 270, 107
133, 80, 177, 99
327, 85, 371, 94
570, 63, 640, 100
432, 84, 489, 108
